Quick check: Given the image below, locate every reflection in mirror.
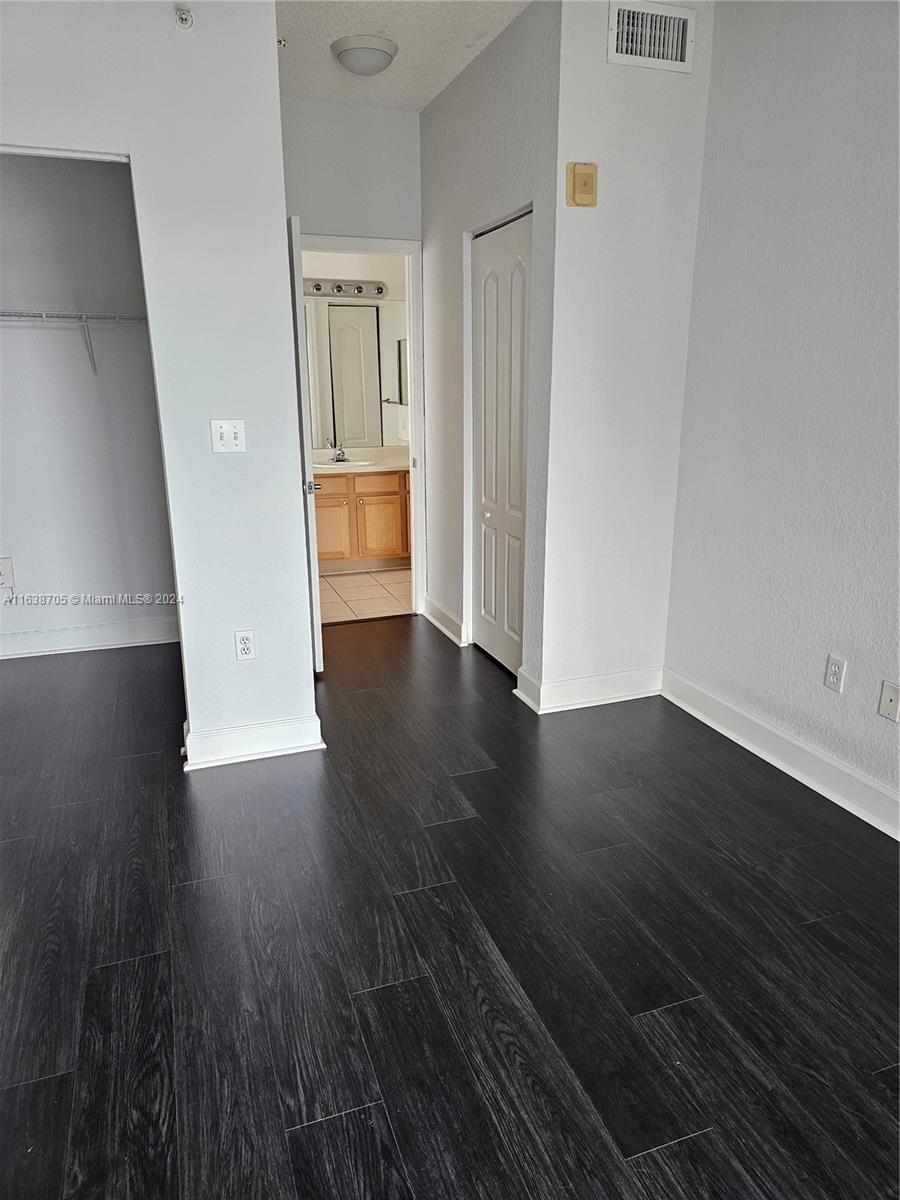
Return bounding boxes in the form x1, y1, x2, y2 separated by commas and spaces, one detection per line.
304, 297, 410, 450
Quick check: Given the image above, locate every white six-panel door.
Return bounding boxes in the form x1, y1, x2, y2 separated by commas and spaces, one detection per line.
328, 305, 382, 448
472, 214, 531, 674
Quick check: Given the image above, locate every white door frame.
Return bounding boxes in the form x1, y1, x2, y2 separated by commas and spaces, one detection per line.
296, 233, 426, 618
462, 206, 533, 652
288, 218, 324, 670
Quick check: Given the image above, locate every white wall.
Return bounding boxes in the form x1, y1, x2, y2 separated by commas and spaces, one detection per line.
0, 155, 176, 656
667, 1, 899, 792
535, 0, 712, 701
375, 300, 409, 442
420, 1, 561, 664
301, 250, 407, 299
1, 328, 177, 655
1, 2, 320, 765
281, 98, 420, 239
0, 155, 146, 314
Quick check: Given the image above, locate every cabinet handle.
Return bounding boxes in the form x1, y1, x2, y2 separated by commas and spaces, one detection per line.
342, 499, 348, 506
358, 498, 364, 505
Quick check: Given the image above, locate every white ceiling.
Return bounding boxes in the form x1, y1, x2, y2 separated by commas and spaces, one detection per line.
275, 1, 529, 111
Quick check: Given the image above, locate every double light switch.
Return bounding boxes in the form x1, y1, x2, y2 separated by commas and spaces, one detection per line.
210, 419, 247, 453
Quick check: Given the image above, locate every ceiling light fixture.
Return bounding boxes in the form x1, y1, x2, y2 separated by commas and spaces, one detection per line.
331, 35, 398, 76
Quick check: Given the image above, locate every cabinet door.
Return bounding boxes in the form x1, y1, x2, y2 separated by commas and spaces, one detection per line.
356, 495, 404, 558
316, 496, 354, 560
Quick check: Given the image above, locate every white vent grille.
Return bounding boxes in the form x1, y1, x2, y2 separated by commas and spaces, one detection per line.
608, 2, 695, 73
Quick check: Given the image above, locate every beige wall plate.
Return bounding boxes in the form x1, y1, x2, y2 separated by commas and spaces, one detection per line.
566, 162, 598, 207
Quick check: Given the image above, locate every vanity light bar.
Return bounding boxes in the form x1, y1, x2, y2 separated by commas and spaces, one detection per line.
303, 278, 388, 299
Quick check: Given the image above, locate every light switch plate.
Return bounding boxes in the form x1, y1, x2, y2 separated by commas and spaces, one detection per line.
878, 680, 899, 722
0, 557, 14, 589
211, 419, 246, 453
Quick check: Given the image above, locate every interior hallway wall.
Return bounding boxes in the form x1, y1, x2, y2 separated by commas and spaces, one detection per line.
420, 0, 561, 671
533, 0, 712, 706
1, 157, 176, 656
667, 1, 899, 793
281, 98, 420, 239
300, 250, 407, 299
1, 1, 320, 764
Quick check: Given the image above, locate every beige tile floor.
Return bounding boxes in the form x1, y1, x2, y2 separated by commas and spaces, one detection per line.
319, 569, 412, 624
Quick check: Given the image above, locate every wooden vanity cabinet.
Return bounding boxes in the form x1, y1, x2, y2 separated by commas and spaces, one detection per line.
315, 470, 409, 565
357, 493, 405, 557
315, 496, 354, 561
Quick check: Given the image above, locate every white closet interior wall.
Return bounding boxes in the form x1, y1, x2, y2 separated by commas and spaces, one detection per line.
0, 154, 177, 657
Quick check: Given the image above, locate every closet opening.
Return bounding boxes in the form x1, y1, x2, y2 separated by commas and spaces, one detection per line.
0, 151, 184, 741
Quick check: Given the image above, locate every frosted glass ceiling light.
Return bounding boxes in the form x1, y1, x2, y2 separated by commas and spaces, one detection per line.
331, 35, 398, 76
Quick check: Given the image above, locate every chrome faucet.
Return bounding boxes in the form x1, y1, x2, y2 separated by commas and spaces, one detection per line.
326, 437, 348, 463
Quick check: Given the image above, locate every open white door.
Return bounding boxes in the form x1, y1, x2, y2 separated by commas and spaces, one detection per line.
472, 213, 531, 674
287, 217, 324, 672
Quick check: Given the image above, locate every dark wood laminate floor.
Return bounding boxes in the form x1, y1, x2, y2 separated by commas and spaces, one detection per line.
1, 618, 897, 1199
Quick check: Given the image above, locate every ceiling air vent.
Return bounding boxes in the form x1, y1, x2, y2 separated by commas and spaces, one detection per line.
608, 1, 696, 73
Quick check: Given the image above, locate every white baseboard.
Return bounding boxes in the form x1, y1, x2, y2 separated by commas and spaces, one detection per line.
513, 667, 543, 712
423, 595, 467, 646
514, 665, 663, 714
184, 714, 325, 771
662, 668, 899, 840
0, 617, 180, 658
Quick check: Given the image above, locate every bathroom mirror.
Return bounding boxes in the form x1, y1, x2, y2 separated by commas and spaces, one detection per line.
304, 297, 410, 449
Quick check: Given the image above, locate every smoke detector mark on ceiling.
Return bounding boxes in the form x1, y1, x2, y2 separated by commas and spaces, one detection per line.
465, 30, 492, 51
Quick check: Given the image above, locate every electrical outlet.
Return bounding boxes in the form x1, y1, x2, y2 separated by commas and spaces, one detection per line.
823, 654, 846, 694
0, 557, 14, 589
234, 630, 256, 661
878, 680, 899, 722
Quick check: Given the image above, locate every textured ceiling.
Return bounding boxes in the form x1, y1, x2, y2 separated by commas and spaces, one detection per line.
276, 1, 529, 110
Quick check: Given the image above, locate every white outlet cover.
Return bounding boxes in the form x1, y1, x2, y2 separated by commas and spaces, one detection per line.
234, 629, 256, 661
823, 654, 847, 694
878, 680, 899, 722
0, 557, 13, 588
211, 419, 246, 453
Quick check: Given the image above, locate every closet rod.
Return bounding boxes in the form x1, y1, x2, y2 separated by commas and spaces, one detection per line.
0, 310, 146, 324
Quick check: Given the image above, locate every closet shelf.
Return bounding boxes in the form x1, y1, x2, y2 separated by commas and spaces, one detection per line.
0, 310, 148, 376
0, 310, 146, 324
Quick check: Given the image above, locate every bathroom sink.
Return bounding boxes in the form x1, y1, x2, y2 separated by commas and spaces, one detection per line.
315, 461, 374, 469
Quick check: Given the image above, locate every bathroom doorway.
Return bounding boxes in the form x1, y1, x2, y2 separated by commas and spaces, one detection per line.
287, 229, 425, 667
